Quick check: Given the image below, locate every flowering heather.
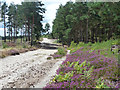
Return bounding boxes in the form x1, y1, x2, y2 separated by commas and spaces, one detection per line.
44, 48, 119, 88
52, 54, 63, 59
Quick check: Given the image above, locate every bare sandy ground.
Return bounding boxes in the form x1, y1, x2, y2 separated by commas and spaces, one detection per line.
0, 38, 67, 89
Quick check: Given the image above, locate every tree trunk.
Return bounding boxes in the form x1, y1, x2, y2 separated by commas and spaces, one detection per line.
83, 34, 84, 42
101, 29, 104, 41
8, 22, 10, 42
28, 20, 30, 41
9, 28, 10, 42
108, 29, 112, 40
80, 26, 83, 42
25, 18, 27, 41
21, 28, 22, 43
14, 24, 15, 42
85, 19, 88, 43
22, 30, 26, 41
11, 26, 12, 42
31, 15, 34, 46
99, 29, 102, 42
91, 29, 94, 43
4, 15, 6, 42
95, 29, 98, 42
78, 22, 82, 42
16, 27, 17, 41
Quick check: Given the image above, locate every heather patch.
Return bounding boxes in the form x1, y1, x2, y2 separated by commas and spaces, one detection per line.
44, 48, 119, 88
68, 39, 119, 59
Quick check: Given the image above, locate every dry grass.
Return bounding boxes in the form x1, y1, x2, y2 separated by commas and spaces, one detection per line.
0, 47, 38, 58
0, 39, 39, 58
0, 51, 8, 58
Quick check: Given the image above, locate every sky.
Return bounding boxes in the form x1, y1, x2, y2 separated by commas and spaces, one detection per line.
0, 0, 75, 36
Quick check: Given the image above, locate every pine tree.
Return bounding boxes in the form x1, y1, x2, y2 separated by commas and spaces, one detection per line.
1, 2, 7, 42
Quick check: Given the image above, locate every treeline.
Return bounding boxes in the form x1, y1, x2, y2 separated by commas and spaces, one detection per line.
1, 1, 46, 45
52, 2, 120, 45
1, 36, 27, 40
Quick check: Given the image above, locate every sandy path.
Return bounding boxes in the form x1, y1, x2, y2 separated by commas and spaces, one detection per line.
0, 38, 67, 89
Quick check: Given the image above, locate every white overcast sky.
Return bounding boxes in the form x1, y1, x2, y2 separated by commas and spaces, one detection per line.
0, 0, 75, 36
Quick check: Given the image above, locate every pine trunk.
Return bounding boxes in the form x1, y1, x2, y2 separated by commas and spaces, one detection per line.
91, 29, 94, 43
31, 15, 34, 46
4, 15, 6, 42
25, 18, 27, 41
28, 20, 30, 41
85, 19, 88, 43
21, 29, 22, 43
11, 26, 12, 42
14, 24, 15, 42
95, 29, 97, 42
108, 29, 112, 40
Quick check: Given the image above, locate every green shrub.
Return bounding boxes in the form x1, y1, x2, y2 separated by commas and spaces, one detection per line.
57, 47, 67, 56
77, 42, 85, 47
68, 41, 78, 53
68, 41, 77, 49
90, 39, 118, 58
70, 48, 79, 54
52, 47, 67, 59
87, 42, 92, 46
22, 43, 28, 48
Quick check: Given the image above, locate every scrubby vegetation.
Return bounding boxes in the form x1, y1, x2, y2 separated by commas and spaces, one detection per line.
68, 39, 119, 59
0, 41, 37, 58
51, 47, 67, 59
44, 39, 119, 88
0, 47, 37, 58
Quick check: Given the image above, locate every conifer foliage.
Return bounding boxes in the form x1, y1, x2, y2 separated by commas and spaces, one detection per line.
52, 2, 120, 45
1, 1, 45, 45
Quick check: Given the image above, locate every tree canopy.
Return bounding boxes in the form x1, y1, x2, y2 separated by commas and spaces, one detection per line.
1, 1, 46, 45
52, 2, 120, 45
